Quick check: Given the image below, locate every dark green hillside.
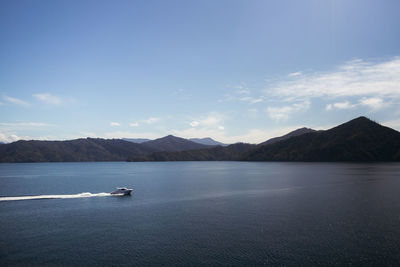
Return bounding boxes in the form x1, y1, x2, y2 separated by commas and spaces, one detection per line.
129, 143, 256, 161
0, 138, 157, 163
259, 127, 316, 146
141, 135, 210, 152
242, 117, 400, 161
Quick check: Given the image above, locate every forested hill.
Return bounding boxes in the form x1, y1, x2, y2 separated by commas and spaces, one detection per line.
259, 127, 316, 146
242, 117, 400, 161
128, 143, 256, 162
0, 138, 158, 163
140, 135, 210, 151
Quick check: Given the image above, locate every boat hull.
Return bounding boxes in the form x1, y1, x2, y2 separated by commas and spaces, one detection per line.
110, 189, 133, 195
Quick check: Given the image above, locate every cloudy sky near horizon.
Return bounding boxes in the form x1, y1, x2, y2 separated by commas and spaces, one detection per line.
1, 0, 400, 144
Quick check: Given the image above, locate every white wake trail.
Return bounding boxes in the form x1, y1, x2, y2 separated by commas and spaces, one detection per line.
0, 192, 111, 202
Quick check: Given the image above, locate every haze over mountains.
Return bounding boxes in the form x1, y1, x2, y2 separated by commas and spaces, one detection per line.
1, 117, 399, 163
188, 138, 228, 146
122, 138, 150, 144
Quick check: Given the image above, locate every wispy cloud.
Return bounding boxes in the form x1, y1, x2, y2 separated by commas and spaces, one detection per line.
233, 83, 251, 95
33, 93, 62, 105
188, 113, 224, 129
359, 97, 386, 110
190, 121, 200, 127
0, 132, 28, 143
288, 71, 302, 77
326, 98, 388, 111
220, 83, 263, 104
266, 57, 400, 100
239, 96, 263, 104
143, 117, 159, 124
325, 101, 356, 111
3, 96, 30, 107
129, 122, 139, 127
110, 122, 120, 127
266, 100, 310, 121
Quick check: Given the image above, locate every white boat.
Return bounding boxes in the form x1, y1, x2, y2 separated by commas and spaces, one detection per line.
110, 187, 133, 195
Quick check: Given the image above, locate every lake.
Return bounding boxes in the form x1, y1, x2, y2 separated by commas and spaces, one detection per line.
1, 162, 400, 266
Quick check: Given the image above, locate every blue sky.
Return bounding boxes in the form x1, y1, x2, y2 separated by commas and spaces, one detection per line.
1, 0, 400, 143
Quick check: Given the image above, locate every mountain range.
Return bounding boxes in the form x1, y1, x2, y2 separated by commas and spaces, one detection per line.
242, 116, 400, 161
1, 117, 399, 162
139, 135, 209, 152
123, 137, 227, 146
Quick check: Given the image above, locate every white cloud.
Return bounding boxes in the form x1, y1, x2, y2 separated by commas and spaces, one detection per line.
239, 96, 263, 104
266, 57, 400, 100
200, 116, 220, 126
219, 83, 264, 104
288, 71, 302, 77
266, 100, 310, 121
267, 106, 293, 121
110, 122, 120, 127
0, 132, 26, 143
325, 101, 356, 111
0, 132, 83, 143
129, 122, 139, 127
218, 126, 225, 130
359, 97, 386, 110
3, 96, 30, 107
33, 93, 62, 105
325, 98, 388, 111
190, 121, 200, 127
188, 113, 225, 129
143, 117, 159, 124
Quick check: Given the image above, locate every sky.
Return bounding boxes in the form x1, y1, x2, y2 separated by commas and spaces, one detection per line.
1, 0, 400, 144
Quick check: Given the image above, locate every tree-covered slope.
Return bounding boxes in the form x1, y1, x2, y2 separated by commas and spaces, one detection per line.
0, 138, 157, 163
242, 117, 400, 161
129, 143, 256, 161
140, 135, 211, 152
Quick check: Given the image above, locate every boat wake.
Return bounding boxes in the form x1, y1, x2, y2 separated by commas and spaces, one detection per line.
0, 192, 111, 202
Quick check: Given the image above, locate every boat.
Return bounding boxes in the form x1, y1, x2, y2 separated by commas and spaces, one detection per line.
110, 187, 133, 195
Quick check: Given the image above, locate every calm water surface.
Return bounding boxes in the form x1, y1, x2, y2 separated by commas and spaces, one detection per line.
1, 162, 400, 266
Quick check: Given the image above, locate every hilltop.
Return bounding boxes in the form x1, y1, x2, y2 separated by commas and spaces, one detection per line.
242, 117, 400, 161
